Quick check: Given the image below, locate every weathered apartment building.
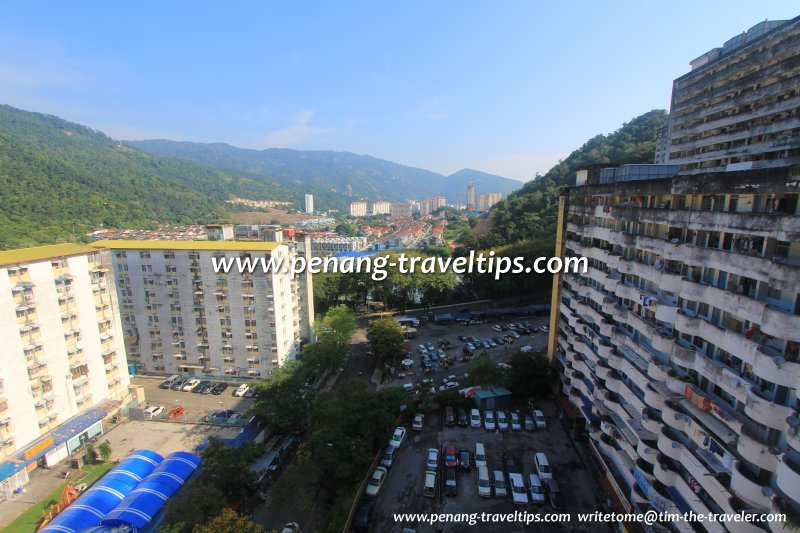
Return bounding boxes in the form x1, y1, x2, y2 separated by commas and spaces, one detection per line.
549, 16, 800, 533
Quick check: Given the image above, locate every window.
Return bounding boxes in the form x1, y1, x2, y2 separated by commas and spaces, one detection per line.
767, 286, 782, 300
140, 252, 151, 259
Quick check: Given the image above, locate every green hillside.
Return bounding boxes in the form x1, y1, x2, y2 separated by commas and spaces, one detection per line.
0, 105, 296, 248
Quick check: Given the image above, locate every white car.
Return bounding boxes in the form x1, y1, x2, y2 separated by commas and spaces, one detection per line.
528, 473, 546, 504
182, 379, 200, 392
491, 324, 503, 332
365, 466, 387, 497
496, 410, 509, 431
234, 384, 250, 397
426, 448, 439, 470
144, 404, 164, 418
389, 426, 406, 447
493, 470, 507, 498
533, 409, 546, 429
418, 344, 427, 353
470, 409, 482, 428
412, 413, 424, 431
477, 466, 492, 498
509, 473, 528, 505
539, 325, 550, 333
510, 411, 521, 431
483, 410, 496, 431
438, 381, 458, 391
535, 452, 553, 480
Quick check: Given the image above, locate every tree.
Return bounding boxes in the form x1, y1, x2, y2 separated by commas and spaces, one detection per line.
162, 478, 226, 532
316, 305, 358, 353
98, 441, 112, 463
466, 353, 501, 387
193, 508, 263, 533
505, 352, 554, 400
198, 438, 259, 501
367, 317, 405, 366
84, 442, 97, 465
335, 222, 357, 236
251, 361, 313, 433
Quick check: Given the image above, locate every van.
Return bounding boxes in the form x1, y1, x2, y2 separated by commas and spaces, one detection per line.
423, 470, 437, 498
445, 406, 455, 426
534, 452, 552, 480
470, 408, 481, 428
477, 466, 491, 498
474, 443, 487, 469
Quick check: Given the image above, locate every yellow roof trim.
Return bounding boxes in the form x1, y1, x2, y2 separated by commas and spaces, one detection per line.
0, 244, 97, 268
89, 239, 282, 252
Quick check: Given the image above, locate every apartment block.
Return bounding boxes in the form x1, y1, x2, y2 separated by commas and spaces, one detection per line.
91, 240, 314, 380
665, 17, 800, 174
311, 236, 368, 255
476, 192, 502, 211
390, 203, 413, 218
372, 201, 392, 215
349, 201, 368, 217
0, 244, 129, 493
305, 194, 314, 214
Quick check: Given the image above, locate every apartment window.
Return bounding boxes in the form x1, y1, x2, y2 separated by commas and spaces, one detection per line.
140, 252, 151, 259
767, 286, 782, 300
115, 251, 126, 259
163, 253, 175, 260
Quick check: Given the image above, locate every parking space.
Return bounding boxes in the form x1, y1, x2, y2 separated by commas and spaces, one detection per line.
366, 401, 604, 532
131, 376, 255, 420
101, 419, 243, 460
391, 316, 551, 389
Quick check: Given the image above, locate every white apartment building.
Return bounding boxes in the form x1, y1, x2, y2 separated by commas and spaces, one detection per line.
476, 192, 502, 211
311, 236, 369, 255
304, 194, 314, 214
372, 201, 392, 215
0, 244, 129, 496
91, 240, 315, 380
349, 202, 368, 217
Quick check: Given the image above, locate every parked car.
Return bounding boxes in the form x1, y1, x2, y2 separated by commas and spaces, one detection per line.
444, 467, 457, 496
182, 379, 200, 392
170, 377, 188, 391
484, 410, 496, 431
507, 330, 521, 339
544, 478, 563, 510
509, 473, 529, 506
418, 344, 427, 353
510, 411, 522, 431
457, 448, 471, 471
534, 409, 547, 429
233, 384, 250, 397
425, 342, 435, 351
443, 443, 457, 468
352, 501, 374, 531
244, 388, 256, 398
477, 466, 492, 498
426, 448, 439, 470
144, 404, 164, 418
191, 380, 209, 393
423, 470, 437, 498
457, 408, 468, 428
211, 383, 228, 395
491, 324, 503, 332
381, 445, 398, 468
390, 427, 406, 447
539, 325, 550, 333
493, 470, 507, 498
159, 375, 180, 389
474, 442, 487, 469
412, 413, 424, 431
528, 473, 546, 504
492, 336, 506, 345
496, 410, 509, 431
535, 452, 553, 480
365, 466, 387, 497
523, 413, 535, 432
439, 381, 458, 391
470, 408, 482, 429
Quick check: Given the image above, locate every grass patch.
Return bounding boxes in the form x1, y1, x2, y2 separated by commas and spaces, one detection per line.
4, 462, 114, 533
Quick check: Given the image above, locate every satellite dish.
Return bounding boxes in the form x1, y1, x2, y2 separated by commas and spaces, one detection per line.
761, 487, 774, 498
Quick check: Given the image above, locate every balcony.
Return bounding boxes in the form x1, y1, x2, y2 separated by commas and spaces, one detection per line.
775, 455, 800, 507
730, 460, 773, 510
753, 346, 800, 389
737, 424, 780, 472
745, 386, 795, 430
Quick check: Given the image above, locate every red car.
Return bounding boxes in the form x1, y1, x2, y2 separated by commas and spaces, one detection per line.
443, 443, 457, 468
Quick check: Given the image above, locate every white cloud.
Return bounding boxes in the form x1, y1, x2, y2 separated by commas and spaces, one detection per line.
252, 108, 328, 148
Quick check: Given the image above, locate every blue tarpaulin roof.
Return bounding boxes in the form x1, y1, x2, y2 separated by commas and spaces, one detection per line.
40, 450, 165, 533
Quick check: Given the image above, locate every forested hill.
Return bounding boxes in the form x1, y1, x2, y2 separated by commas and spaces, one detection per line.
125, 140, 523, 203
0, 105, 297, 248
463, 110, 668, 249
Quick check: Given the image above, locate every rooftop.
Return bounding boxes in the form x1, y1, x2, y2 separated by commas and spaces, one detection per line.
0, 243, 97, 268
90, 239, 282, 251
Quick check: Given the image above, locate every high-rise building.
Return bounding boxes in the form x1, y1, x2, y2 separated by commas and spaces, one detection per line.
549, 18, 800, 530
664, 17, 800, 174
0, 244, 130, 492
304, 194, 314, 214
466, 182, 476, 211
349, 201, 368, 217
476, 192, 502, 211
390, 203, 413, 218
91, 240, 315, 379
372, 201, 392, 215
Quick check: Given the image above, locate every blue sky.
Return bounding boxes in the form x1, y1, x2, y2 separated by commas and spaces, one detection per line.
1, 2, 797, 181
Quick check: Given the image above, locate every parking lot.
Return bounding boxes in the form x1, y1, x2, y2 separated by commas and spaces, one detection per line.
366, 401, 604, 532
100, 419, 243, 460
131, 376, 255, 420
387, 316, 551, 390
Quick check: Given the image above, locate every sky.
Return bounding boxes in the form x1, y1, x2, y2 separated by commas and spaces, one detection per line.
0, 2, 798, 182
